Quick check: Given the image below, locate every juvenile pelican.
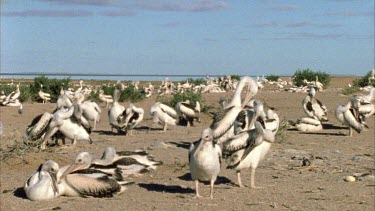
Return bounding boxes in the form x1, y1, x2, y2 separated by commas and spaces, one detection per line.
189, 128, 221, 199
98, 89, 113, 108
224, 122, 275, 188
150, 102, 178, 131
58, 152, 130, 198
108, 82, 126, 133
302, 87, 328, 122
24, 160, 60, 201
175, 100, 201, 127
118, 104, 144, 136
38, 84, 51, 104
210, 76, 258, 144
93, 147, 162, 177
335, 97, 364, 136
75, 93, 101, 130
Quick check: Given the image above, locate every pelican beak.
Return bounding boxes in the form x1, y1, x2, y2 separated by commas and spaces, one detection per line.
59, 163, 86, 183
49, 171, 59, 195
193, 139, 206, 158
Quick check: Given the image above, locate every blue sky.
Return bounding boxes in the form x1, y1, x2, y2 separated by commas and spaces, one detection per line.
1, 0, 374, 77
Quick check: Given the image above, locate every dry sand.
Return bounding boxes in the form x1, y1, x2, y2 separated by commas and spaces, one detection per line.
0, 77, 374, 210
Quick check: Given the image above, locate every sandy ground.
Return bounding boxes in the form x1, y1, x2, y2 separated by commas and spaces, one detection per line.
0, 77, 374, 211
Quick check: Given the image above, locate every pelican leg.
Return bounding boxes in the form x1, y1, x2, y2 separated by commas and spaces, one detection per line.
237, 171, 244, 188
163, 124, 167, 132
349, 127, 352, 137
250, 168, 263, 189
209, 179, 215, 199
194, 180, 202, 198
41, 127, 59, 150
72, 135, 77, 145
93, 118, 97, 130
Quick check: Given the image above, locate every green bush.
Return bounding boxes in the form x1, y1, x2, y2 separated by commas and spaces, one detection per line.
121, 85, 145, 103
352, 71, 375, 87
230, 75, 241, 81
341, 86, 361, 95
266, 75, 279, 82
157, 91, 204, 110
0, 84, 31, 102
187, 78, 206, 86
29, 76, 71, 102
292, 68, 331, 87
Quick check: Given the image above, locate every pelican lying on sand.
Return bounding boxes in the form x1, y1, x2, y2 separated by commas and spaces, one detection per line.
150, 102, 178, 131
24, 160, 60, 201
176, 100, 201, 127
189, 128, 221, 199
224, 122, 275, 188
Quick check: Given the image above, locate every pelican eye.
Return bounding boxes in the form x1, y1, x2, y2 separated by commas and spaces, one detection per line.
77, 159, 82, 163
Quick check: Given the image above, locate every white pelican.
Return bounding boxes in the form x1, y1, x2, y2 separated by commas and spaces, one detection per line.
108, 82, 126, 133
189, 128, 221, 199
0, 91, 6, 103
2, 83, 21, 106
56, 91, 73, 109
175, 100, 201, 127
58, 152, 130, 198
149, 102, 178, 131
335, 97, 364, 136
75, 93, 101, 130
224, 122, 275, 188
98, 90, 113, 108
235, 99, 266, 134
41, 105, 92, 149
74, 80, 84, 94
93, 147, 162, 177
118, 104, 144, 136
210, 76, 258, 144
314, 76, 324, 91
24, 160, 60, 201
302, 87, 328, 122
38, 84, 51, 104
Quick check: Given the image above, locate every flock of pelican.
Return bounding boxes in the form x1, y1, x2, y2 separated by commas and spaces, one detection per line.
0, 74, 373, 201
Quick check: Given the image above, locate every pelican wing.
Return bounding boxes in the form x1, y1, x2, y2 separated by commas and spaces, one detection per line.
223, 131, 252, 153
65, 174, 121, 197
306, 101, 313, 112
159, 103, 178, 118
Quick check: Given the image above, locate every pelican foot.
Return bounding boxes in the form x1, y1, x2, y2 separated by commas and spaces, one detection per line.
193, 194, 203, 199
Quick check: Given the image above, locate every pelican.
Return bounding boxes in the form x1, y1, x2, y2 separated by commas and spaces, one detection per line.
189, 128, 221, 199
57, 152, 130, 198
98, 89, 113, 108
175, 100, 201, 127
302, 87, 328, 122
224, 122, 275, 188
118, 104, 144, 136
235, 99, 266, 134
335, 97, 364, 136
0, 91, 6, 103
74, 80, 84, 94
75, 93, 101, 130
18, 103, 23, 115
92, 147, 162, 177
41, 105, 92, 149
38, 84, 51, 104
210, 76, 258, 144
24, 160, 60, 201
57, 90, 73, 109
149, 102, 178, 131
2, 83, 21, 106
108, 82, 126, 133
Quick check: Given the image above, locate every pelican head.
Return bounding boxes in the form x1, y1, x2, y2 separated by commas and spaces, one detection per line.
41, 160, 60, 194
193, 128, 214, 158
59, 152, 92, 182
74, 92, 85, 104
308, 87, 316, 97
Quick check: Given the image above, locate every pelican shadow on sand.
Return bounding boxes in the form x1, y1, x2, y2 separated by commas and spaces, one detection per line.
138, 183, 194, 194
178, 173, 233, 186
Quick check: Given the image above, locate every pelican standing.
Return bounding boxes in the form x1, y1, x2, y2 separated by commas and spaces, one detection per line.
175, 100, 201, 127
118, 104, 144, 136
108, 82, 126, 133
189, 128, 221, 199
149, 102, 178, 131
24, 160, 60, 201
98, 89, 113, 108
335, 97, 364, 136
302, 87, 328, 122
38, 84, 51, 104
210, 76, 258, 144
75, 93, 101, 130
224, 122, 275, 188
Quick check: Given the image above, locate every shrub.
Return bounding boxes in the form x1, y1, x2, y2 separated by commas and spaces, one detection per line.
187, 78, 206, 86
352, 71, 375, 87
230, 75, 241, 81
292, 68, 331, 87
29, 76, 71, 102
266, 75, 279, 82
121, 85, 145, 103
157, 91, 204, 111
341, 86, 361, 95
